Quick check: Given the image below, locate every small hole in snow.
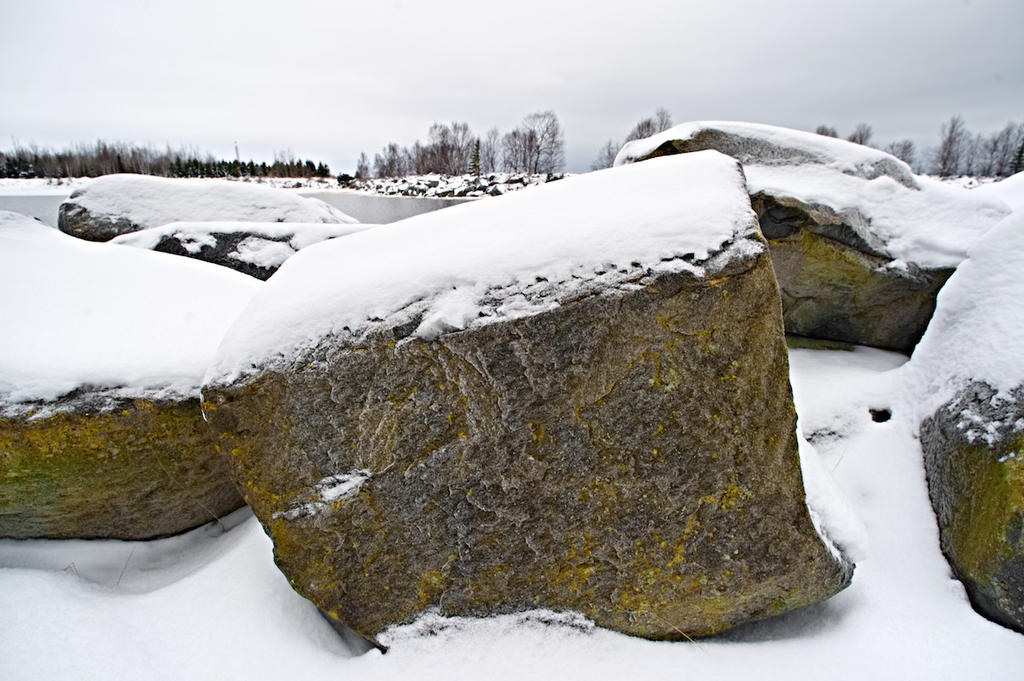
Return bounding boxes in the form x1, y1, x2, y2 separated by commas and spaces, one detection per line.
869, 408, 891, 423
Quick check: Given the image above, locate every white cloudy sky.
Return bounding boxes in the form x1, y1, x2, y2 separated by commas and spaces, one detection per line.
2, 0, 1021, 173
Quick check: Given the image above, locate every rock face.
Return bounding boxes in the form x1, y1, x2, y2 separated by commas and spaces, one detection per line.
903, 211, 1024, 633
752, 193, 952, 352
203, 153, 851, 642
0, 212, 260, 539
921, 384, 1024, 633
58, 174, 357, 242
0, 393, 241, 539
615, 122, 1009, 353
110, 222, 370, 280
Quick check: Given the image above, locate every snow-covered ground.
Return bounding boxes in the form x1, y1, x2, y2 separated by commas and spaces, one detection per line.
3, 344, 1021, 680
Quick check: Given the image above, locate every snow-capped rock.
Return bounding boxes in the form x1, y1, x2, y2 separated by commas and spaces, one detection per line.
58, 173, 358, 242
901, 211, 1024, 632
111, 221, 372, 280
202, 151, 851, 643
0, 211, 261, 539
615, 121, 1012, 352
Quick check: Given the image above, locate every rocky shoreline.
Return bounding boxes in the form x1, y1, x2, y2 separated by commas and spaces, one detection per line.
340, 172, 568, 198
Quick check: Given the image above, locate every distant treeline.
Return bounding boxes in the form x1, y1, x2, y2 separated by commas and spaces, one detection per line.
814, 117, 1024, 178
0, 141, 332, 179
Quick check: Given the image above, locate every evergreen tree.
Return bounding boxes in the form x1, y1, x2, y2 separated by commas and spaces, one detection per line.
470, 139, 481, 176
1014, 139, 1024, 175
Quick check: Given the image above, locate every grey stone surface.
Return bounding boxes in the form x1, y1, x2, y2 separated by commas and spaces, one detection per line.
753, 193, 953, 353
921, 382, 1024, 633
203, 240, 852, 642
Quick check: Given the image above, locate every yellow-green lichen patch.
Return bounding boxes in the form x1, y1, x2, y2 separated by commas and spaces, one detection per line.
944, 431, 1024, 587
0, 396, 242, 539
204, 247, 851, 640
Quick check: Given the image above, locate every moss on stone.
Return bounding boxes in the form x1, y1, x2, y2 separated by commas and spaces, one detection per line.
921, 384, 1024, 633
0, 395, 243, 539
755, 194, 953, 353
924, 412, 1024, 632
204, 246, 851, 641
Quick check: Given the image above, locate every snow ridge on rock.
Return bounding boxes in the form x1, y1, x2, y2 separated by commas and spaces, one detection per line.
58, 174, 358, 242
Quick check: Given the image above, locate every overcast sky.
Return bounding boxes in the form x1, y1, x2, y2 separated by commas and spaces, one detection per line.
2, 0, 1021, 173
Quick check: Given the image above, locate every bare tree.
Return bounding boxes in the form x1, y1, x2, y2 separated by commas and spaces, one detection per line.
884, 139, 916, 167
979, 121, 1024, 177
405, 141, 428, 175
480, 127, 501, 173
373, 142, 408, 178
501, 129, 530, 173
502, 110, 564, 174
425, 121, 475, 175
961, 132, 984, 176
655, 107, 673, 133
846, 123, 874, 146
273, 148, 298, 165
934, 115, 968, 177
815, 125, 838, 138
625, 108, 674, 142
355, 152, 370, 179
591, 139, 619, 170
449, 122, 475, 174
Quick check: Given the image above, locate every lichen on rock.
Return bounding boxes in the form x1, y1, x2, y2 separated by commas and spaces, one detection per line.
921, 383, 1024, 632
754, 193, 953, 352
0, 392, 243, 539
0, 211, 260, 539
903, 210, 1024, 633
203, 153, 852, 642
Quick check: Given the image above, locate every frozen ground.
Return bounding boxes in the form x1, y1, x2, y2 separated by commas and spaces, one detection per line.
2, 345, 1021, 680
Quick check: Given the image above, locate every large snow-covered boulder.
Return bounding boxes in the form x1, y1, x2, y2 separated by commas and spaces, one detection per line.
58, 174, 358, 242
111, 221, 372, 280
616, 122, 1011, 352
202, 152, 851, 643
0, 212, 261, 539
903, 211, 1024, 633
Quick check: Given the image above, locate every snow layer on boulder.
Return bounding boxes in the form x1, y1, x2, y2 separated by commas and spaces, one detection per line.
974, 171, 1024, 213
111, 221, 372, 268
0, 212, 262, 405
745, 166, 1009, 269
207, 151, 760, 385
615, 122, 1011, 269
64, 174, 357, 229
616, 120, 918, 185
900, 210, 1024, 421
